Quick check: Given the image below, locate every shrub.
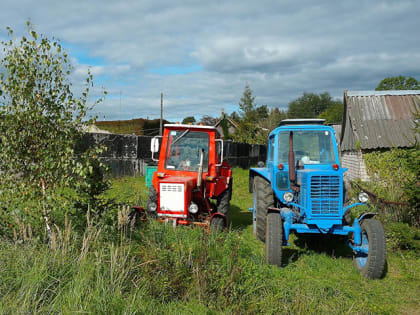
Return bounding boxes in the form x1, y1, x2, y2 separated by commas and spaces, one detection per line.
385, 223, 420, 254
362, 148, 419, 226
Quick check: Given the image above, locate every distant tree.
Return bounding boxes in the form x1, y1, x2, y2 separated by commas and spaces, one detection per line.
239, 83, 257, 121
232, 84, 267, 144
182, 116, 196, 124
229, 111, 240, 123
288, 92, 338, 119
375, 76, 420, 91
318, 103, 344, 124
256, 104, 269, 121
262, 107, 288, 130
199, 115, 217, 126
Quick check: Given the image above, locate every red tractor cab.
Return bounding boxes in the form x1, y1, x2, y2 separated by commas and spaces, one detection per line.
144, 124, 232, 230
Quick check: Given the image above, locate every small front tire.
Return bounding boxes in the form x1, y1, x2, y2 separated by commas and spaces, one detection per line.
353, 218, 386, 279
147, 185, 158, 217
210, 216, 225, 232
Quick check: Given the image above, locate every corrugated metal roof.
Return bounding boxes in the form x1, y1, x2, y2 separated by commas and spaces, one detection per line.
347, 90, 420, 96
341, 90, 420, 150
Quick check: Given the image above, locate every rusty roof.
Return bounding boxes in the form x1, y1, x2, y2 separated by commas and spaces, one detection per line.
341, 90, 420, 151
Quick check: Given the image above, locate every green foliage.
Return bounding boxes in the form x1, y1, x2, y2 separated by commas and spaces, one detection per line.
288, 92, 342, 119
375, 75, 420, 91
181, 116, 196, 124
232, 84, 270, 144
385, 223, 420, 254
362, 148, 419, 226
318, 102, 344, 124
0, 22, 106, 239
363, 149, 414, 202
1, 169, 420, 313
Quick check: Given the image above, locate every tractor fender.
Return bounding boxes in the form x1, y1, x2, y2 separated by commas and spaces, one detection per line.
249, 168, 270, 193
358, 212, 377, 223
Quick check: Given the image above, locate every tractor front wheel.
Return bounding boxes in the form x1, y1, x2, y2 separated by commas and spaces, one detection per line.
147, 185, 158, 217
254, 176, 274, 242
354, 218, 386, 279
210, 216, 225, 232
266, 212, 283, 267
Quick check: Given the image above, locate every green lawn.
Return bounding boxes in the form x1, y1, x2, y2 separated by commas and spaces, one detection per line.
0, 167, 419, 314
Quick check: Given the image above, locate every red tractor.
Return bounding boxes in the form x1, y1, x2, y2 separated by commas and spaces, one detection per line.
135, 124, 233, 231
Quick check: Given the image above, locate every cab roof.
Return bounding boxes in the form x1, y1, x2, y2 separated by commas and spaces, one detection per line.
278, 119, 325, 126
164, 124, 220, 137
164, 123, 217, 130
270, 119, 334, 138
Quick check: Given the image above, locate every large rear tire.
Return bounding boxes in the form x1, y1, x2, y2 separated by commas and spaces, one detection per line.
266, 212, 283, 266
211, 181, 232, 232
217, 180, 232, 215
254, 176, 274, 242
353, 218, 386, 279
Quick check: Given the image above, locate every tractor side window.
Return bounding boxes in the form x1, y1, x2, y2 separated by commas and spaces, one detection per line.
278, 132, 289, 163
216, 140, 222, 164
165, 131, 209, 172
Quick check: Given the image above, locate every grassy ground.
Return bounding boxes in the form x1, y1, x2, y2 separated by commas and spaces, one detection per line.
0, 168, 419, 314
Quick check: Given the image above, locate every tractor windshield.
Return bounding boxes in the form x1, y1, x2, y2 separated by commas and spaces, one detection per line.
165, 130, 209, 172
278, 130, 335, 165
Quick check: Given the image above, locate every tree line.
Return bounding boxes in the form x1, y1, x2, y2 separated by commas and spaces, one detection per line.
183, 76, 420, 144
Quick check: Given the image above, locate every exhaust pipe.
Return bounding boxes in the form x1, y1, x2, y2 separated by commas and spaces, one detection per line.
288, 132, 296, 186
197, 149, 204, 188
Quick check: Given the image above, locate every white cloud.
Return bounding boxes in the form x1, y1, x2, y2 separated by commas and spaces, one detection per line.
0, 0, 419, 121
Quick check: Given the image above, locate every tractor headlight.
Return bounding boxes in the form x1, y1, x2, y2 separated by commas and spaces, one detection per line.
283, 192, 294, 203
358, 192, 369, 203
148, 202, 157, 212
188, 202, 199, 214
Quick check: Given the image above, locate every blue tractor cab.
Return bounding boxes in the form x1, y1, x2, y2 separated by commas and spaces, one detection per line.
249, 119, 386, 279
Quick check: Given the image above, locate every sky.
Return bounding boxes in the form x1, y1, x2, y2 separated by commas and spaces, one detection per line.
0, 0, 419, 122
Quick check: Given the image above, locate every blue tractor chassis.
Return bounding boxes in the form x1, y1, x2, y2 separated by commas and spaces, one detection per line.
249, 119, 386, 278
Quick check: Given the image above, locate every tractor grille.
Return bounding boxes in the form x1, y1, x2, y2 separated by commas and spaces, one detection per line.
310, 176, 340, 215
160, 183, 184, 212
161, 184, 183, 193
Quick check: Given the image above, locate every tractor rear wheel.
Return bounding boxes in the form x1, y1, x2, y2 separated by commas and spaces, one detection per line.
353, 218, 386, 279
217, 180, 232, 214
254, 176, 274, 242
266, 211, 283, 266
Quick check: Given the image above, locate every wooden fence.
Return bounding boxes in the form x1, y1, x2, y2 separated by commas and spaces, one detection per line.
80, 133, 267, 177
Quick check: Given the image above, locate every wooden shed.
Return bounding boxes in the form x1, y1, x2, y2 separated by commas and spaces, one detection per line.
340, 90, 420, 182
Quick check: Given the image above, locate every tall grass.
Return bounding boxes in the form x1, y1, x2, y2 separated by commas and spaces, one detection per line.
0, 168, 419, 313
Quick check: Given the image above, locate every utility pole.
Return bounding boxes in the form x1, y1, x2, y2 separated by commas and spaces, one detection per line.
160, 93, 163, 136
119, 91, 122, 121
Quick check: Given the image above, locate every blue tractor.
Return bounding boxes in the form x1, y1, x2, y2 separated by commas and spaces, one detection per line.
249, 119, 386, 279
